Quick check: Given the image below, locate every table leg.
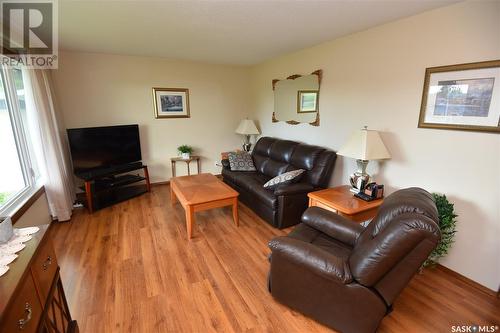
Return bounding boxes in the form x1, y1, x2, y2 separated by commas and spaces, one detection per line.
143, 166, 151, 192
186, 205, 194, 239
232, 198, 239, 227
170, 183, 177, 206
197, 159, 201, 174
171, 161, 176, 178
187, 161, 191, 175
84, 181, 93, 213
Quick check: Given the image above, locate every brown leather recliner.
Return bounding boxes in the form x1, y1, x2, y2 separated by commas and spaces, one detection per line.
222, 137, 336, 229
268, 187, 441, 333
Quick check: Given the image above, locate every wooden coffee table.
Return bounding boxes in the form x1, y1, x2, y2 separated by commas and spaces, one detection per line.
170, 173, 239, 239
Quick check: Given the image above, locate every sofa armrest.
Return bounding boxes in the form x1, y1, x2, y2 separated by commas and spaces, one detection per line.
221, 159, 231, 170
274, 183, 314, 196
302, 207, 364, 247
268, 236, 353, 284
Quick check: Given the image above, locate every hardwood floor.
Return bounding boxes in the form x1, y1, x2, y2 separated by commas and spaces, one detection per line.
49, 185, 500, 332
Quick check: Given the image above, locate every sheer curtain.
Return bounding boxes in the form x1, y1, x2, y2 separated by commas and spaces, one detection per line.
23, 69, 75, 221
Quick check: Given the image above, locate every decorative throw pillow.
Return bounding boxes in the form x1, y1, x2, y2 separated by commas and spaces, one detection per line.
228, 151, 256, 171
263, 169, 305, 190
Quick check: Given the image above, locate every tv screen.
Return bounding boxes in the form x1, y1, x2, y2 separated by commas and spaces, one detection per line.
67, 124, 142, 174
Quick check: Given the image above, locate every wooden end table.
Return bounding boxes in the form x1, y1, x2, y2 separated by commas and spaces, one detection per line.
171, 156, 201, 178
308, 185, 383, 223
170, 173, 239, 239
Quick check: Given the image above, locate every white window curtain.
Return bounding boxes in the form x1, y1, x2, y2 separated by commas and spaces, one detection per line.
22, 69, 75, 221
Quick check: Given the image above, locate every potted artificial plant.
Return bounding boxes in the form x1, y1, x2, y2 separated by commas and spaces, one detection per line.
177, 145, 193, 159
422, 193, 458, 268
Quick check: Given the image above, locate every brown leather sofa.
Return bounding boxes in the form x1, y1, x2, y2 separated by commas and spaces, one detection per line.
222, 137, 336, 229
268, 187, 441, 333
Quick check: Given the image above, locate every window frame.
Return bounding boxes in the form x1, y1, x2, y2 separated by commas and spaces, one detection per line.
0, 63, 41, 216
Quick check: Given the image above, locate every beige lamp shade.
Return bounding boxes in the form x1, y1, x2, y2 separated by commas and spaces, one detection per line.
337, 127, 391, 160
235, 119, 260, 135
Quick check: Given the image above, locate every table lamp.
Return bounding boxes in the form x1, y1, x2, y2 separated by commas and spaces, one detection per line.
235, 119, 260, 151
337, 126, 391, 193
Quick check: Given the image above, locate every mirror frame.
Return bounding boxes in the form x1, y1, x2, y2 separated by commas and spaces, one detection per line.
272, 69, 322, 126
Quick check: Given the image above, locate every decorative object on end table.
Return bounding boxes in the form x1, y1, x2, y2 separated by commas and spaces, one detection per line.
423, 193, 458, 268
263, 169, 305, 189
235, 119, 260, 151
0, 216, 13, 244
418, 60, 500, 133
354, 182, 384, 202
153, 87, 190, 119
177, 145, 193, 159
337, 126, 391, 193
228, 151, 256, 171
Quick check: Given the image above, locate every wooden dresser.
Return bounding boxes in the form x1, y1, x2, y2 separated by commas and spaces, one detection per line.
0, 224, 77, 333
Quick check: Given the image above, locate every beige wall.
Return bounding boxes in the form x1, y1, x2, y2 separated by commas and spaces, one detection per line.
52, 52, 252, 183
50, 1, 499, 290
14, 193, 52, 227
251, 1, 500, 291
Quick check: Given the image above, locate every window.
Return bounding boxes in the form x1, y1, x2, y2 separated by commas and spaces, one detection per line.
0, 64, 40, 213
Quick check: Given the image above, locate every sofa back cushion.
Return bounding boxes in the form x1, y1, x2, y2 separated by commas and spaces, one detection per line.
252, 137, 336, 188
348, 188, 440, 303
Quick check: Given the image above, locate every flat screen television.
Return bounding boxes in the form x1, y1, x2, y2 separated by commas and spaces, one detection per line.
67, 124, 142, 176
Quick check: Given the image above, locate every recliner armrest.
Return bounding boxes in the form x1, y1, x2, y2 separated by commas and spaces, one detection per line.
269, 236, 353, 284
274, 183, 314, 196
302, 207, 364, 247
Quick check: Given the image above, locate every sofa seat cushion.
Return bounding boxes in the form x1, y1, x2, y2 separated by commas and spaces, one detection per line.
222, 169, 265, 187
221, 168, 255, 185
247, 184, 277, 208
288, 223, 353, 259
222, 169, 277, 208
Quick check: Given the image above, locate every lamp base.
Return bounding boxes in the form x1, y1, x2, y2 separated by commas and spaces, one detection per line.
242, 143, 252, 152
349, 160, 370, 193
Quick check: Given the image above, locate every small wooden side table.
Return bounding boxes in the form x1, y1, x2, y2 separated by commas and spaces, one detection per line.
308, 185, 383, 223
171, 156, 201, 177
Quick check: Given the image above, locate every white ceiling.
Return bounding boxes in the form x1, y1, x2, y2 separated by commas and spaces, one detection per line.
59, 0, 459, 65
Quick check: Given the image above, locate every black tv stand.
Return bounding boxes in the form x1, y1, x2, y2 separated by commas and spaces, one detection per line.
79, 164, 151, 213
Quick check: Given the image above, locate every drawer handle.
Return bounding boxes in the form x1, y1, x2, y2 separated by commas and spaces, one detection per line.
18, 303, 32, 330
42, 256, 52, 271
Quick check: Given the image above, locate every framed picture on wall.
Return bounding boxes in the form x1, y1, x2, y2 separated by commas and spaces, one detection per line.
153, 88, 190, 119
418, 60, 500, 133
297, 90, 319, 113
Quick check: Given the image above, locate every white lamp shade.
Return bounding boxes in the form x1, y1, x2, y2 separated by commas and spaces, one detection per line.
235, 119, 260, 135
337, 128, 391, 160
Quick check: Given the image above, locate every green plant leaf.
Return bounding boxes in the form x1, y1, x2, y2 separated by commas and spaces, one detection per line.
422, 193, 458, 268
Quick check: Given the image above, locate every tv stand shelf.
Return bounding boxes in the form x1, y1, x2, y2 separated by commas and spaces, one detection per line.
80, 164, 151, 213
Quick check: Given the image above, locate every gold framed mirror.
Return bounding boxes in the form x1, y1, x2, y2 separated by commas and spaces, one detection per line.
272, 70, 322, 126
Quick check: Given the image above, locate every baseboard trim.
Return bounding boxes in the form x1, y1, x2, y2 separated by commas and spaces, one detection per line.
152, 180, 170, 186
436, 264, 497, 297
151, 174, 222, 187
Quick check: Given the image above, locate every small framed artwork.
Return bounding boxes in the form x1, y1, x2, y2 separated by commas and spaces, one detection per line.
153, 88, 190, 119
418, 60, 500, 133
297, 90, 319, 113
